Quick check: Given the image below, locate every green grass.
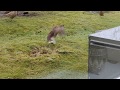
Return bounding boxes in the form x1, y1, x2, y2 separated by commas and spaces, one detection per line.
0, 11, 120, 78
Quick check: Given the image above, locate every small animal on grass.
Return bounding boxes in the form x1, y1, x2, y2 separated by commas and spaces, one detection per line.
47, 25, 65, 44
99, 11, 104, 16
4, 11, 18, 20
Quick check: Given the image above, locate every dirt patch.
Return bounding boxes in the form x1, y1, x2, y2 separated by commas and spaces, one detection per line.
29, 47, 53, 57
18, 12, 39, 17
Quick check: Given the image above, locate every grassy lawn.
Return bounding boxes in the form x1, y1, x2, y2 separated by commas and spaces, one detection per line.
0, 11, 120, 79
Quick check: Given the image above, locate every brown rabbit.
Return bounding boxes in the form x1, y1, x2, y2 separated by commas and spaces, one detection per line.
99, 11, 104, 16
4, 11, 18, 19
47, 25, 65, 44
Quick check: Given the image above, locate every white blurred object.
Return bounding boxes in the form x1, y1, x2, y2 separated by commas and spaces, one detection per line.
48, 37, 56, 44
116, 76, 120, 79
